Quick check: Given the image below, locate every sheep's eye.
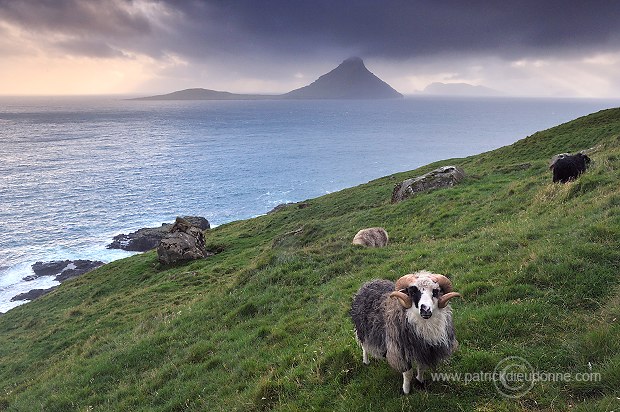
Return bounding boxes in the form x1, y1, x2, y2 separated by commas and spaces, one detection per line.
432, 289, 439, 298
405, 286, 419, 297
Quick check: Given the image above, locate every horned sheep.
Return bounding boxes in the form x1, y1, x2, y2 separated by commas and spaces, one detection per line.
352, 227, 389, 247
350, 271, 461, 394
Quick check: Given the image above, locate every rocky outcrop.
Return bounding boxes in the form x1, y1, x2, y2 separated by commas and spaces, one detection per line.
28, 261, 71, 278
157, 217, 212, 265
267, 202, 309, 214
11, 287, 57, 302
107, 216, 210, 252
13, 259, 104, 302
107, 225, 170, 251
391, 166, 466, 203
53, 260, 105, 282
25, 260, 104, 282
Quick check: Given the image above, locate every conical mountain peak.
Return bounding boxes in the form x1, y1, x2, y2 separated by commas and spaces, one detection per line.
135, 57, 403, 100
283, 58, 403, 99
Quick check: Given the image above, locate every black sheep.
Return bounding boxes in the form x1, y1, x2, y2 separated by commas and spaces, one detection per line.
550, 153, 591, 183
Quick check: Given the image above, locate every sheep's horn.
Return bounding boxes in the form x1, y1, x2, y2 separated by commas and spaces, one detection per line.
438, 292, 462, 309
394, 274, 419, 291
430, 274, 454, 293
390, 291, 412, 309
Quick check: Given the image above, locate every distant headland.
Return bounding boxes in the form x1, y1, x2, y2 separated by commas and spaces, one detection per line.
133, 57, 403, 100
421, 82, 503, 97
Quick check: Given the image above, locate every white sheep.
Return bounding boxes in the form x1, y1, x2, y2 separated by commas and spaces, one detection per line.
352, 227, 389, 247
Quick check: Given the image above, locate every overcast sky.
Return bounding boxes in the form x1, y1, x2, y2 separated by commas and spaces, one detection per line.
2, 0, 620, 97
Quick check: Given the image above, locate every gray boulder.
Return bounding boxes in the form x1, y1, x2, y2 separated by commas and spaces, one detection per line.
391, 166, 465, 203
108, 216, 210, 252
157, 217, 212, 265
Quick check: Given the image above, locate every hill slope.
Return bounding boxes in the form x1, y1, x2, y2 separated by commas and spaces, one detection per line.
131, 88, 274, 101
422, 82, 503, 97
283, 57, 403, 99
1, 109, 620, 411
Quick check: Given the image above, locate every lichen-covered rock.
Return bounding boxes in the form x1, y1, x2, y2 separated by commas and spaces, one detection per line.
391, 166, 465, 203
107, 216, 210, 252
157, 217, 212, 265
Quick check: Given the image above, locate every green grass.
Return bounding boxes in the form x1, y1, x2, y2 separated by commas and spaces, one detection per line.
2, 108, 620, 411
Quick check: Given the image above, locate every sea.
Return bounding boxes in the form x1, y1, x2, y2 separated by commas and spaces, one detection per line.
1, 95, 618, 312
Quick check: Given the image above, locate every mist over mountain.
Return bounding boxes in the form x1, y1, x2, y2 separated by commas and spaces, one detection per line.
134, 58, 403, 100
282, 57, 403, 99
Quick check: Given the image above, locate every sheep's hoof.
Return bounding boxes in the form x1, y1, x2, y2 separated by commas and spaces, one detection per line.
413, 378, 428, 390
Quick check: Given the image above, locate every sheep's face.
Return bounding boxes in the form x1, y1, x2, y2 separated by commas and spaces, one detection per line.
401, 277, 440, 320
579, 153, 591, 167
391, 271, 461, 315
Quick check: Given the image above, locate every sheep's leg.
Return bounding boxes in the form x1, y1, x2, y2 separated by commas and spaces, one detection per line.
362, 346, 370, 365
402, 369, 414, 394
416, 365, 427, 384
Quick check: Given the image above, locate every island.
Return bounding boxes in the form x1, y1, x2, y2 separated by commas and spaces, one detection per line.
132, 57, 403, 100
421, 82, 502, 97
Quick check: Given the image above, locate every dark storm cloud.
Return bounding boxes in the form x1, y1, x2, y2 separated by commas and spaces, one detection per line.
2, 0, 620, 61
163, 0, 620, 60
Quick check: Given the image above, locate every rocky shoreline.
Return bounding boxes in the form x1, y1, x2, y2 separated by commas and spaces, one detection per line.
9, 216, 210, 306
10, 259, 105, 303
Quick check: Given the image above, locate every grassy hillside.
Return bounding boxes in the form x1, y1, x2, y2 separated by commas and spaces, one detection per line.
1, 108, 620, 411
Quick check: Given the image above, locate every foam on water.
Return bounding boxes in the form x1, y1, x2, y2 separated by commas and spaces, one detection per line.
0, 262, 60, 313
0, 244, 137, 312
